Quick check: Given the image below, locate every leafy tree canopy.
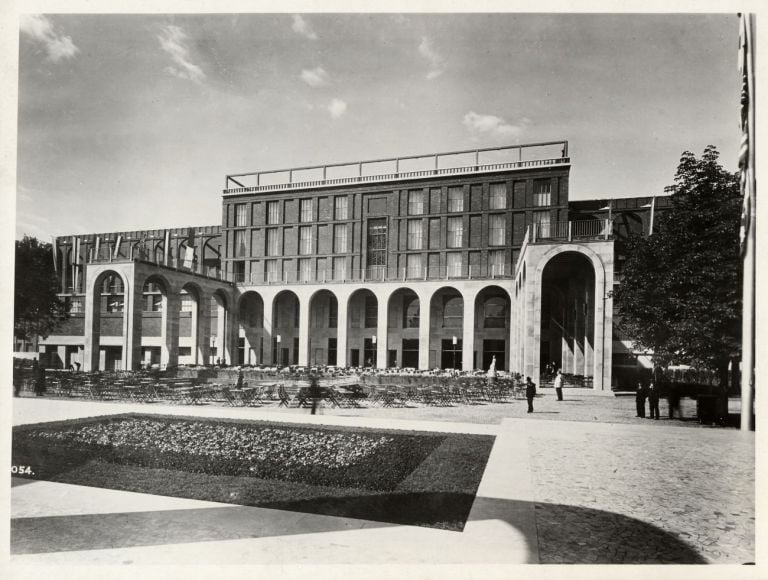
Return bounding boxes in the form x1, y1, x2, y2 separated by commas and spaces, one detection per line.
14, 235, 67, 341
614, 146, 742, 384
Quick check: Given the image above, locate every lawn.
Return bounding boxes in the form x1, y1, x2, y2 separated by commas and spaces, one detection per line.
12, 414, 495, 531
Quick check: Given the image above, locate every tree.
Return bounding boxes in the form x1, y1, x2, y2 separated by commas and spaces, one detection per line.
614, 146, 742, 388
14, 235, 68, 342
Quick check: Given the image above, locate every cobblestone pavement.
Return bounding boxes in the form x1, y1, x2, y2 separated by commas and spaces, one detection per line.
11, 395, 755, 567
524, 421, 755, 564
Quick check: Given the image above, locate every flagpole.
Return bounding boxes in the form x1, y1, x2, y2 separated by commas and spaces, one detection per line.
739, 13, 755, 431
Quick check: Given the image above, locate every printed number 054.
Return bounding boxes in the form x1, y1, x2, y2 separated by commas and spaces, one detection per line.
11, 466, 32, 475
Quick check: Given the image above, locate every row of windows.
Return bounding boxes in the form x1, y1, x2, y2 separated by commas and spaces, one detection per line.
251, 249, 507, 281
234, 197, 349, 227
232, 211, 547, 258
231, 180, 555, 227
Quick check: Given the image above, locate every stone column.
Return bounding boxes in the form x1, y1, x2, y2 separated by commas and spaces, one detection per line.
123, 270, 143, 371
418, 290, 431, 370
197, 290, 211, 365
161, 291, 181, 369
336, 292, 349, 367
462, 289, 477, 371
262, 293, 275, 365
298, 296, 311, 366
83, 280, 100, 371
376, 292, 389, 369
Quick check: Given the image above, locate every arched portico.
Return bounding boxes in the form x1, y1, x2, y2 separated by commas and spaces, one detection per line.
518, 241, 613, 389
237, 290, 265, 365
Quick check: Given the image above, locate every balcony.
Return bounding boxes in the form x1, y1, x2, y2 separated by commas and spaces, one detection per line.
86, 251, 229, 282
238, 263, 514, 286
223, 141, 569, 196
531, 219, 613, 243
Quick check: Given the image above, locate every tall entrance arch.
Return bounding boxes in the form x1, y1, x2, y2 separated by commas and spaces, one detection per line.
540, 252, 596, 377
308, 289, 339, 366
387, 288, 420, 368
347, 289, 378, 367
238, 291, 265, 365
429, 286, 464, 370
272, 290, 300, 366
474, 285, 511, 371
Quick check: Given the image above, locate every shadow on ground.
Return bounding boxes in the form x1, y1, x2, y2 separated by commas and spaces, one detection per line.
11, 492, 706, 563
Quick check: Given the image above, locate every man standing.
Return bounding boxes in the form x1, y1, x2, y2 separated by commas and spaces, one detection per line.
554, 369, 564, 401
526, 376, 537, 413
635, 381, 647, 418
647, 381, 660, 419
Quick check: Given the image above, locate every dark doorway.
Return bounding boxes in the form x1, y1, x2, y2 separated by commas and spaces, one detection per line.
483, 339, 505, 371
388, 349, 397, 368
441, 338, 462, 370
350, 349, 360, 367
402, 339, 419, 368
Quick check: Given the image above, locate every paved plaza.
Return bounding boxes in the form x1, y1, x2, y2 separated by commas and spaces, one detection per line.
8, 391, 756, 570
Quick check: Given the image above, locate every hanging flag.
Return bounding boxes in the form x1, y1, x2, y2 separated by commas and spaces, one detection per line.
738, 13, 755, 257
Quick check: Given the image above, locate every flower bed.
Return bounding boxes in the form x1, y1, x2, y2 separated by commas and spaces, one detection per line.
13, 414, 445, 491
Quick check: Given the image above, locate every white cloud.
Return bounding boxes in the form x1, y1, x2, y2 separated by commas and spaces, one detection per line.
462, 111, 529, 140
292, 15, 317, 40
301, 66, 329, 87
328, 98, 347, 119
158, 25, 205, 84
418, 36, 445, 80
20, 15, 79, 62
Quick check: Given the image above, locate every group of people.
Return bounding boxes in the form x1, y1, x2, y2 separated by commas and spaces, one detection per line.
634, 381, 661, 419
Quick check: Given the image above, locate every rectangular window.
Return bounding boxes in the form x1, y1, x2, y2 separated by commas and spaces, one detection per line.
300, 199, 313, 222
402, 296, 419, 328
106, 295, 124, 313
69, 296, 84, 314
364, 296, 378, 328
178, 346, 192, 357
333, 224, 348, 253
406, 253, 422, 279
329, 300, 338, 328
489, 183, 507, 209
299, 258, 312, 282
266, 228, 279, 256
327, 338, 337, 366
408, 190, 425, 215
235, 204, 247, 227
534, 180, 552, 207
267, 201, 279, 225
234, 230, 247, 257
145, 294, 162, 312
299, 226, 313, 255
180, 293, 194, 312
447, 186, 464, 212
265, 259, 279, 282
406, 219, 423, 250
334, 196, 348, 220
333, 256, 348, 281
489, 250, 506, 276
489, 214, 506, 246
446, 252, 462, 277
534, 210, 551, 238
447, 216, 463, 248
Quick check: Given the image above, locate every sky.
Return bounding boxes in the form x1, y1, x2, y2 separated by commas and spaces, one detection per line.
15, 12, 741, 240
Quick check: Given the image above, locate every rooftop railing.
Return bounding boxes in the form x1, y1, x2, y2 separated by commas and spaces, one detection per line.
531, 219, 613, 243
223, 141, 569, 195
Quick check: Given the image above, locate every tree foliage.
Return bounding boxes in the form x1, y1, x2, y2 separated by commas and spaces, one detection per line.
614, 146, 742, 385
14, 235, 67, 341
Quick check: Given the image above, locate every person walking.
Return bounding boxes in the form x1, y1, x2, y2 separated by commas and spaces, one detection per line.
554, 369, 564, 401
525, 376, 537, 413
647, 381, 660, 419
635, 381, 647, 418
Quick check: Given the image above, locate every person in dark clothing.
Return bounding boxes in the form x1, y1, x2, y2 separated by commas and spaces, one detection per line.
647, 381, 660, 419
33, 360, 46, 396
635, 381, 647, 418
525, 377, 537, 413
